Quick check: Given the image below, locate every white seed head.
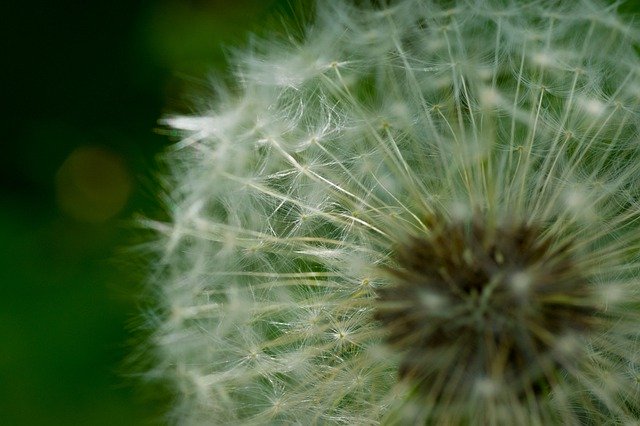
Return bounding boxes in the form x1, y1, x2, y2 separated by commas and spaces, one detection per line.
474, 377, 501, 398
144, 1, 640, 424
509, 270, 532, 297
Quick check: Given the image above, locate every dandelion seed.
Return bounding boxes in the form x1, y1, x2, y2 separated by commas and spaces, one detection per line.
144, 0, 640, 424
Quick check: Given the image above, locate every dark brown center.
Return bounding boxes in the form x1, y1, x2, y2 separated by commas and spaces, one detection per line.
375, 215, 596, 399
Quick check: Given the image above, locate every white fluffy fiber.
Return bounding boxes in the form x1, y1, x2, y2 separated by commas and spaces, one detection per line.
146, 1, 640, 424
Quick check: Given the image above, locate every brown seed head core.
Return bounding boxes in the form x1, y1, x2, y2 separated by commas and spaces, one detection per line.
375, 215, 596, 400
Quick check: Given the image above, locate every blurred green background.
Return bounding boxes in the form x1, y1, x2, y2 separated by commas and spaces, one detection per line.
1, 1, 289, 424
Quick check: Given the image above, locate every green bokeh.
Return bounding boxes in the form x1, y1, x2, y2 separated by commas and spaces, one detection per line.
1, 1, 286, 424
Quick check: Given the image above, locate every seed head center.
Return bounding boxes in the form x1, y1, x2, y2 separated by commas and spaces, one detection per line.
375, 215, 596, 398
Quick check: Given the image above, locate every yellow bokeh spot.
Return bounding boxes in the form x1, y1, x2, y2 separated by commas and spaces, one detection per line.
55, 146, 132, 223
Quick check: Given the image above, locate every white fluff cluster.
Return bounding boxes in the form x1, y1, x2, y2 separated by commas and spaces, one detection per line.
147, 1, 640, 424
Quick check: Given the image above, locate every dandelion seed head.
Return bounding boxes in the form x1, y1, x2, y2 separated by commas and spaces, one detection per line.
145, 0, 640, 424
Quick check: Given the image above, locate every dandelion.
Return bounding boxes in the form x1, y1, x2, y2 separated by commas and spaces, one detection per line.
145, 0, 640, 424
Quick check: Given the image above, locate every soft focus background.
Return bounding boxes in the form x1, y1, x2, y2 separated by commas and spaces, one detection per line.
1, 1, 289, 424
2, 1, 638, 425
